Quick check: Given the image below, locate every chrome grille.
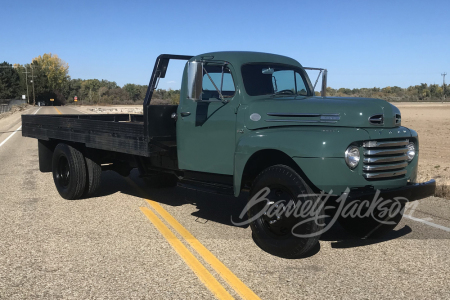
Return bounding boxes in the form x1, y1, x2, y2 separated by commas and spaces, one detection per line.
362, 139, 409, 180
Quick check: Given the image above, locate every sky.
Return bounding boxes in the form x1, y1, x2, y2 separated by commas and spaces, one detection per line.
1, 0, 449, 90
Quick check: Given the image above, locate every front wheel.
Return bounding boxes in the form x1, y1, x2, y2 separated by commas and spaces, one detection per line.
248, 165, 324, 258
52, 143, 87, 200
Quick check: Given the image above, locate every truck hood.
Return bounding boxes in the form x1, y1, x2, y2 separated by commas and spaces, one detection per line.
244, 96, 401, 130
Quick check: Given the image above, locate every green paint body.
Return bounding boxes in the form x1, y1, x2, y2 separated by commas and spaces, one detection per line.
175, 52, 419, 196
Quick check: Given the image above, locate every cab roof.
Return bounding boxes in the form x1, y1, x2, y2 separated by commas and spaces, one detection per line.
190, 51, 303, 68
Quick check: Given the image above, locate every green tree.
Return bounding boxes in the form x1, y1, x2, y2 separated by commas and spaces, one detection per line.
32, 53, 69, 91
123, 83, 140, 101
0, 62, 21, 100
31, 53, 70, 104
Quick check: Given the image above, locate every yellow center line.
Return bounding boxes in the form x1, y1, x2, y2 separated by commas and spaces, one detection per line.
54, 107, 62, 114
126, 177, 260, 300
146, 200, 261, 300
140, 207, 234, 300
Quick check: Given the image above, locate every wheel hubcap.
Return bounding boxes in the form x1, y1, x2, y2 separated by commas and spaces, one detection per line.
56, 156, 70, 188
260, 187, 295, 237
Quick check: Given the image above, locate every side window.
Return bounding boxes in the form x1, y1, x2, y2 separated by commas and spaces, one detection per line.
202, 66, 235, 100
295, 72, 308, 96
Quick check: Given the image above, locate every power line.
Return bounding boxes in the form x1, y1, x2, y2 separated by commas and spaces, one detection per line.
30, 66, 36, 106
442, 72, 447, 102
23, 67, 30, 104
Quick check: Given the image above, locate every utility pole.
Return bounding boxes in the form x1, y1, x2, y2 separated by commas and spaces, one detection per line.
442, 72, 447, 103
30, 65, 36, 106
22, 67, 30, 104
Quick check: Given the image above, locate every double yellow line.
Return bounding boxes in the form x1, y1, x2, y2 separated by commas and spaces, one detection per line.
132, 183, 260, 299
52, 104, 257, 298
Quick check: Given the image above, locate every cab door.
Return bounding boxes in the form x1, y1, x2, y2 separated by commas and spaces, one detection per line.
176, 64, 239, 175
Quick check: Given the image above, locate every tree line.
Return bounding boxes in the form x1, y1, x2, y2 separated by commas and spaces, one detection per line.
0, 53, 448, 105
324, 84, 449, 102
0, 53, 179, 106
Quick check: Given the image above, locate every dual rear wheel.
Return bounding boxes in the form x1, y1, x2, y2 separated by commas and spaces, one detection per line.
52, 143, 101, 200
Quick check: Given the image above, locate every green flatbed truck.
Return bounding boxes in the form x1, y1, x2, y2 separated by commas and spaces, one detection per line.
22, 51, 436, 258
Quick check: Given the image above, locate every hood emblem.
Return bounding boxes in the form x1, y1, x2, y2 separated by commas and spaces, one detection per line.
265, 113, 340, 124
250, 113, 261, 121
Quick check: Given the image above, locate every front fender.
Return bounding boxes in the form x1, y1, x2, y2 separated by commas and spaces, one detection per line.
234, 126, 370, 196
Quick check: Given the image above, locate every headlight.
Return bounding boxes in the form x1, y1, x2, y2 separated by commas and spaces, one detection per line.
407, 142, 416, 161
345, 146, 360, 169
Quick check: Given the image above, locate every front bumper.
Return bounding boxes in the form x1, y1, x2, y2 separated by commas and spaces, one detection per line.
346, 179, 436, 203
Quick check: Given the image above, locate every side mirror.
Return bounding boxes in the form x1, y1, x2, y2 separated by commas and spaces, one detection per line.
187, 61, 203, 100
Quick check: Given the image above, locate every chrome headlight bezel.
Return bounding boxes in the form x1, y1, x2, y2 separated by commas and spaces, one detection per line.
345, 145, 360, 169
407, 142, 416, 162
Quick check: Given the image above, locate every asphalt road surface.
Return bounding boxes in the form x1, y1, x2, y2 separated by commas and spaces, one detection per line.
0, 106, 449, 299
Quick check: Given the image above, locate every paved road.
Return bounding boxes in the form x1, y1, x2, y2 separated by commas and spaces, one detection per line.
0, 106, 449, 299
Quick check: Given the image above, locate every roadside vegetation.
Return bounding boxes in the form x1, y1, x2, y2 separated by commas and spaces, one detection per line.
324, 85, 449, 102
435, 185, 450, 199
1, 53, 449, 106
0, 54, 179, 106
0, 103, 30, 121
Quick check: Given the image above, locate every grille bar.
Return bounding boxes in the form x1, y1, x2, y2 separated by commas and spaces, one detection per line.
364, 148, 408, 156
363, 169, 407, 179
363, 140, 409, 148
363, 162, 408, 172
363, 155, 408, 164
362, 138, 409, 180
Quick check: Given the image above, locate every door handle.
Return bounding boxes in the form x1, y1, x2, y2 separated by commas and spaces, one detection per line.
180, 112, 191, 117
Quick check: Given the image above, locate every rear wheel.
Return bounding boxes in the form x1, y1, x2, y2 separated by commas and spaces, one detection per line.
83, 156, 102, 197
248, 165, 324, 258
52, 144, 86, 200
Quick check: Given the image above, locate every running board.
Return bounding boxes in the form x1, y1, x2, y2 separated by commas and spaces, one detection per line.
177, 179, 234, 195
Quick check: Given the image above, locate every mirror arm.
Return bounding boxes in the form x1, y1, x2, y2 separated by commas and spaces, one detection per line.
313, 70, 322, 90
220, 65, 225, 93
272, 76, 278, 92
203, 67, 227, 103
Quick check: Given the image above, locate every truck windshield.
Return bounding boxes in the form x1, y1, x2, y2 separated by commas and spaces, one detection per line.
241, 64, 311, 97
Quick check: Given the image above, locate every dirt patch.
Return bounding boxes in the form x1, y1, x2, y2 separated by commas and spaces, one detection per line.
397, 102, 450, 199
72, 105, 143, 115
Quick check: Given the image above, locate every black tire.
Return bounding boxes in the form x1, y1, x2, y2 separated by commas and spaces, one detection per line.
143, 172, 178, 188
52, 143, 87, 200
83, 156, 102, 197
338, 202, 405, 238
248, 165, 324, 258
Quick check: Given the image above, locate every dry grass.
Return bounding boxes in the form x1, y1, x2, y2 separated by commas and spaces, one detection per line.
0, 104, 30, 121
435, 184, 450, 199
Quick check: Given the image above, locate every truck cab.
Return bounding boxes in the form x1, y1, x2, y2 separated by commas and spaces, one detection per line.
175, 52, 424, 196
